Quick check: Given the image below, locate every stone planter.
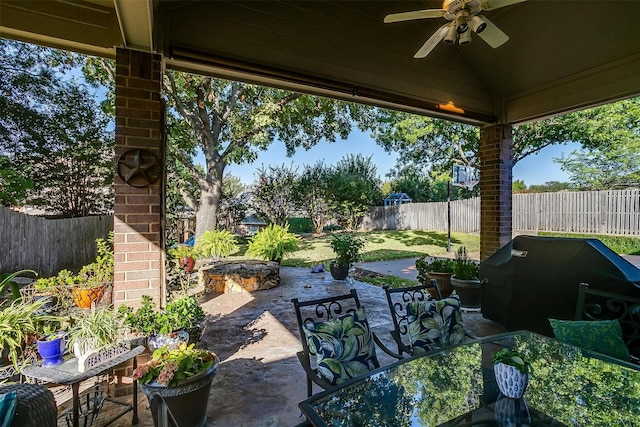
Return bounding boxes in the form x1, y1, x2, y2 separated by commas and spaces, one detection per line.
494, 362, 529, 399
329, 262, 350, 280
140, 362, 218, 427
426, 271, 454, 297
450, 276, 481, 308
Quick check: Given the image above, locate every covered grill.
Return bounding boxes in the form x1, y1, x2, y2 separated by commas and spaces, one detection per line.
480, 236, 640, 336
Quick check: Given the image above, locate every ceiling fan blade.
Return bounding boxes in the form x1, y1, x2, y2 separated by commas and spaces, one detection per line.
480, 0, 526, 11
384, 9, 446, 23
414, 24, 450, 58
476, 17, 509, 48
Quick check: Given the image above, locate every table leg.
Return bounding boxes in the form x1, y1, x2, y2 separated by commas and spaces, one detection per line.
72, 382, 80, 427
132, 355, 139, 425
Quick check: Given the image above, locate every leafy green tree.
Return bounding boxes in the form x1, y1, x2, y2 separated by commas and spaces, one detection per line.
84, 59, 374, 237
327, 154, 382, 230
218, 174, 248, 232
1, 50, 113, 217
528, 181, 575, 193
555, 142, 640, 190
293, 161, 332, 234
0, 155, 33, 206
250, 164, 298, 226
512, 179, 527, 193
372, 97, 640, 175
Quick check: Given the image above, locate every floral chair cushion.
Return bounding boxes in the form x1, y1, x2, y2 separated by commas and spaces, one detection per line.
549, 318, 630, 361
303, 307, 379, 386
406, 294, 465, 355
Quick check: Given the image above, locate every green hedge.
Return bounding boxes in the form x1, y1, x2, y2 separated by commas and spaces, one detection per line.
538, 232, 640, 255
287, 217, 314, 234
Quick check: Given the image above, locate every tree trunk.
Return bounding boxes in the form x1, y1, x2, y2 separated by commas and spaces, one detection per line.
195, 163, 225, 238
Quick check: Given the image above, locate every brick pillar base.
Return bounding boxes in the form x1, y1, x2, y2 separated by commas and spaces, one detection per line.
114, 48, 164, 308
479, 125, 513, 260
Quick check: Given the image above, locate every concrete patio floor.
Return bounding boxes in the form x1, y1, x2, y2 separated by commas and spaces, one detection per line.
111, 264, 506, 427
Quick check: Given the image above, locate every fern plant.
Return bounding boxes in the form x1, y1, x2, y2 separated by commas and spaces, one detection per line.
195, 229, 239, 259
246, 223, 300, 263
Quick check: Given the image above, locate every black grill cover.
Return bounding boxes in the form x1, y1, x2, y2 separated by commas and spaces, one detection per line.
480, 236, 640, 336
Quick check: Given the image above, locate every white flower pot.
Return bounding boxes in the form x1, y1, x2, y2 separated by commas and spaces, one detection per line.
494, 362, 529, 399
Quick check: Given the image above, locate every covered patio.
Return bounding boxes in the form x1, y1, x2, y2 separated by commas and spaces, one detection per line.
2, 0, 639, 308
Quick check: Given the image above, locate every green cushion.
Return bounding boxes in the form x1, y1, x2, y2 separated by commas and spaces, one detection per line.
0, 390, 17, 427
303, 307, 379, 386
406, 294, 465, 355
549, 318, 630, 361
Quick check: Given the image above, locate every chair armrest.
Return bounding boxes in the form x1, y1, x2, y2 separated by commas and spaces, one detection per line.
295, 352, 333, 390
372, 332, 406, 360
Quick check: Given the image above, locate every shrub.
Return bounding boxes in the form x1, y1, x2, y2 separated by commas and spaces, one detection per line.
196, 229, 239, 259
288, 217, 314, 234
246, 223, 300, 263
329, 232, 366, 266
452, 247, 479, 280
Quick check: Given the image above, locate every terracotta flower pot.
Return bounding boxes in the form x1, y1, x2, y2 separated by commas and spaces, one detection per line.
72, 285, 105, 309
426, 271, 454, 297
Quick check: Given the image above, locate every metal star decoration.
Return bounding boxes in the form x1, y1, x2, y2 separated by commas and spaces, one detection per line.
117, 149, 160, 187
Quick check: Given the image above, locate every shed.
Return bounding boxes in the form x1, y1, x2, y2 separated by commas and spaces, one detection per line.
384, 193, 412, 207
237, 216, 267, 236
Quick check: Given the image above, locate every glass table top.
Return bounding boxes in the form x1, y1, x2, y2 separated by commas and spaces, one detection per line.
299, 331, 640, 426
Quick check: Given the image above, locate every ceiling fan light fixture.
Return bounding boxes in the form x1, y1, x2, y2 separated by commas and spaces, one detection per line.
470, 15, 487, 33
459, 30, 472, 44
444, 22, 458, 44
456, 10, 470, 33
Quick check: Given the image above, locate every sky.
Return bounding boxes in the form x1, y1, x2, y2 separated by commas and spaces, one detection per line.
222, 130, 581, 187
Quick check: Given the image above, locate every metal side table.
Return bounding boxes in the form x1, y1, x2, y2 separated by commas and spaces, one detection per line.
22, 345, 145, 427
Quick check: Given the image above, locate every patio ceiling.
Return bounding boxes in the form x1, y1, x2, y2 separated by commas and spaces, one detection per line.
1, 0, 639, 126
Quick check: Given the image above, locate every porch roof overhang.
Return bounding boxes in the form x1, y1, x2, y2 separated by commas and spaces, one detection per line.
1, 0, 639, 126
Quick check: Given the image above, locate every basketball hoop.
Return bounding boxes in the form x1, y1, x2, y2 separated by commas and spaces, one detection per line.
452, 164, 479, 190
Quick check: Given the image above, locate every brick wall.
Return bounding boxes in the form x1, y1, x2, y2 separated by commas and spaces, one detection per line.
479, 124, 513, 260
114, 48, 164, 308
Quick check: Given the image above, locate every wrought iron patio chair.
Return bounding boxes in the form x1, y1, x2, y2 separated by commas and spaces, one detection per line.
574, 282, 640, 363
291, 289, 402, 397
383, 280, 443, 356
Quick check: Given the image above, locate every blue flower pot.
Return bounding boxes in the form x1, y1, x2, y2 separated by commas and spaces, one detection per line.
36, 335, 66, 367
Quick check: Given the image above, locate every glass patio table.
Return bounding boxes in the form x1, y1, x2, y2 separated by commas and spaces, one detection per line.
299, 331, 640, 426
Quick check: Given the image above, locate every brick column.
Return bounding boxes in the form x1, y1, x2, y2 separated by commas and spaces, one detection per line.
114, 48, 164, 308
479, 124, 513, 260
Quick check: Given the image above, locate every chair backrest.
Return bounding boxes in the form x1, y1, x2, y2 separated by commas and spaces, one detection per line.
292, 289, 362, 360
383, 280, 442, 355
575, 282, 640, 361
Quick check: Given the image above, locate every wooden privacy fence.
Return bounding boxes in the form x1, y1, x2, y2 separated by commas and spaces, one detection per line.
0, 208, 112, 277
363, 189, 640, 236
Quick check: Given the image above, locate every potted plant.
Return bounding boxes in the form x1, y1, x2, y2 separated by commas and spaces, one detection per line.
328, 232, 365, 280
35, 323, 66, 367
415, 255, 455, 297
450, 247, 481, 308
66, 307, 129, 372
195, 229, 239, 260
492, 348, 531, 399
119, 294, 205, 349
246, 223, 300, 264
72, 233, 114, 308
169, 245, 199, 272
133, 343, 219, 427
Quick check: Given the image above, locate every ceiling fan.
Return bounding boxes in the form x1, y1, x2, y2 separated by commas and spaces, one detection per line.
384, 0, 526, 58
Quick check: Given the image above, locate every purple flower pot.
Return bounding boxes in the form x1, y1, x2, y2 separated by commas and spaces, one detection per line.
36, 335, 66, 367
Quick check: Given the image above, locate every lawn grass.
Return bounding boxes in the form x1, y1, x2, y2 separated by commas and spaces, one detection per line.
538, 232, 640, 255
230, 230, 480, 267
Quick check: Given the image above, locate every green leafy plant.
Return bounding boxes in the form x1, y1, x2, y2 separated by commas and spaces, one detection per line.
246, 223, 300, 263
132, 343, 216, 387
0, 269, 36, 301
77, 232, 114, 287
119, 295, 204, 337
492, 348, 531, 374
67, 306, 127, 355
169, 245, 199, 261
329, 232, 366, 267
0, 298, 58, 369
452, 247, 479, 280
196, 229, 238, 259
